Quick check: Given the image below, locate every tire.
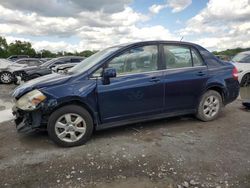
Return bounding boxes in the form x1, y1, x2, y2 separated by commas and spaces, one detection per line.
47, 105, 93, 147
0, 71, 13, 84
196, 90, 223, 121
240, 74, 250, 87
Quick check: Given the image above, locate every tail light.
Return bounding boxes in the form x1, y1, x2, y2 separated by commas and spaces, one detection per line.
232, 67, 238, 80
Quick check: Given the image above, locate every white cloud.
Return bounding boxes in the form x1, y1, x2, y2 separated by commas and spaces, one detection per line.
0, 0, 132, 16
149, 4, 167, 14
180, 0, 250, 50
149, 0, 192, 14
166, 0, 192, 13
0, 4, 176, 52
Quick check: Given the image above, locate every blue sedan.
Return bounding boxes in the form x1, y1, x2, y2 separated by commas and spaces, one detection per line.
12, 41, 240, 147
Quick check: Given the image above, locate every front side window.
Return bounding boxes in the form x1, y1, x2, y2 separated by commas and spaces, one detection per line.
163, 45, 192, 69
108, 45, 158, 75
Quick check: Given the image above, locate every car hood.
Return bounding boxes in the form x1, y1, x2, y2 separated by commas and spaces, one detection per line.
0, 62, 26, 69
9, 65, 37, 72
12, 73, 73, 98
0, 62, 12, 69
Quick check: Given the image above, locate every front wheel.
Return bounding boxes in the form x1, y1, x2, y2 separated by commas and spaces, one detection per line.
47, 105, 93, 147
196, 90, 223, 121
0, 71, 13, 84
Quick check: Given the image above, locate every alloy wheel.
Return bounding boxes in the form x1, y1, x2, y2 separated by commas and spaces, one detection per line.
203, 95, 220, 118
55, 113, 87, 143
0, 72, 13, 84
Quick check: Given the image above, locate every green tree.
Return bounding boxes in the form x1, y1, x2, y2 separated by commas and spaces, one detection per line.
0, 36, 8, 58
79, 50, 96, 57
213, 47, 250, 58
8, 40, 36, 57
39, 49, 56, 58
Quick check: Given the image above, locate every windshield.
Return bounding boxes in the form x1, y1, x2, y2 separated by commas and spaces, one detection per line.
232, 53, 250, 63
68, 46, 120, 74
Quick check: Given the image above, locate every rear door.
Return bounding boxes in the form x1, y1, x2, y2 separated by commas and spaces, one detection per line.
162, 44, 208, 112
96, 44, 165, 123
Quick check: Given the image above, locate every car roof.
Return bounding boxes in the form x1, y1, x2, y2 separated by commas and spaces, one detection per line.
15, 58, 41, 61
57, 56, 84, 59
113, 40, 203, 49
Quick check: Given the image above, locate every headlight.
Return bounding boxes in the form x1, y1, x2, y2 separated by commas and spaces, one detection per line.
16, 89, 46, 111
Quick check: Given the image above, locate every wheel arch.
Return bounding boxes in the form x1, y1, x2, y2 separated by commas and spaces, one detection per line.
48, 99, 98, 126
205, 85, 226, 104
240, 72, 250, 86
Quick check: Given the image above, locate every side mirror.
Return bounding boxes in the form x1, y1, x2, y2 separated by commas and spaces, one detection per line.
102, 67, 116, 85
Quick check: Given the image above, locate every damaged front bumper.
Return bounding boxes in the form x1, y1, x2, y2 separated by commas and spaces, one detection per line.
12, 106, 45, 133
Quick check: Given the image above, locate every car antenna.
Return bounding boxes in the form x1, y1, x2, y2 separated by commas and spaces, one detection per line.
180, 36, 183, 41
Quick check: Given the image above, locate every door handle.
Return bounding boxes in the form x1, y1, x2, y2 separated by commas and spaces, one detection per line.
196, 71, 206, 76
149, 77, 161, 82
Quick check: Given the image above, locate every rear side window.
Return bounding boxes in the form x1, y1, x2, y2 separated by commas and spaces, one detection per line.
191, 49, 204, 66
163, 45, 192, 69
108, 45, 158, 75
163, 45, 204, 69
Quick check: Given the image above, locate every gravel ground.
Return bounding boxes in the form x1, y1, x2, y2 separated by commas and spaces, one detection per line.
0, 84, 250, 188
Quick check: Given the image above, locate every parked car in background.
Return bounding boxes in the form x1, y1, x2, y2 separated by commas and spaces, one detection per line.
0, 58, 42, 84
7, 55, 29, 61
231, 51, 250, 87
12, 41, 240, 147
13, 56, 84, 82
0, 58, 12, 65
40, 58, 52, 63
52, 61, 83, 73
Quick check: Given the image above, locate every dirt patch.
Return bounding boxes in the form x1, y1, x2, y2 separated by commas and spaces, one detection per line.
0, 85, 250, 188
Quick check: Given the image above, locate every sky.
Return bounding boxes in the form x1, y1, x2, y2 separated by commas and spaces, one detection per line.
0, 0, 249, 52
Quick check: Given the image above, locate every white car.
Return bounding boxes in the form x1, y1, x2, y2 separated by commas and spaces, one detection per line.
231, 51, 250, 87
0, 58, 41, 84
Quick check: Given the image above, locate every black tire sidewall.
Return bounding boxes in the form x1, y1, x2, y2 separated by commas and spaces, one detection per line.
240, 74, 250, 87
47, 105, 93, 147
196, 90, 222, 121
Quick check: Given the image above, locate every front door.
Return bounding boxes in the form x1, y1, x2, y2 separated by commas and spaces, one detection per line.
96, 45, 165, 123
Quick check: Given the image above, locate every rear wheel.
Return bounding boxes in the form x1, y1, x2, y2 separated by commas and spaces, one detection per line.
196, 90, 222, 121
0, 71, 13, 84
47, 105, 93, 147
240, 73, 250, 87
